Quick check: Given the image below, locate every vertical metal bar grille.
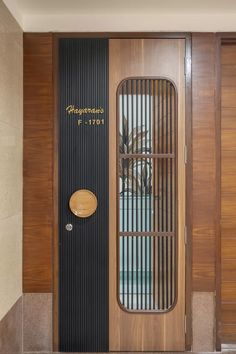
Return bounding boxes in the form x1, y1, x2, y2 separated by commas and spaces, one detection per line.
118, 78, 177, 312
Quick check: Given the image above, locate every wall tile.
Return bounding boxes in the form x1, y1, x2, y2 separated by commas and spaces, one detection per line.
192, 291, 215, 352
0, 296, 22, 353
0, 0, 23, 324
23, 293, 52, 352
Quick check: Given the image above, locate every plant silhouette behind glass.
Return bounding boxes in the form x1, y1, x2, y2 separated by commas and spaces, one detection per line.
119, 116, 152, 195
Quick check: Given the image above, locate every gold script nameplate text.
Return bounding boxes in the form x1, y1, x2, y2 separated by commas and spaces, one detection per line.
66, 105, 104, 115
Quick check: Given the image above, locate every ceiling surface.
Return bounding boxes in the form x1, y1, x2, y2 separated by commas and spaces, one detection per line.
3, 0, 236, 32
16, 0, 236, 15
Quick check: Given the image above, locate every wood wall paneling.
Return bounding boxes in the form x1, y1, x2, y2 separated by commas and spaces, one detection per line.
23, 33, 53, 292
192, 34, 217, 291
23, 33, 222, 348
221, 43, 236, 343
221, 324, 236, 344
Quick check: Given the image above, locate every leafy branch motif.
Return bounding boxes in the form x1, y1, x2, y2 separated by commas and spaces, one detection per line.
119, 116, 152, 195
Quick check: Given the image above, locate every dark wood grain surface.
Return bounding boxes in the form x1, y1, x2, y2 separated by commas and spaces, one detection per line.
23, 33, 53, 292
221, 42, 236, 344
192, 33, 217, 291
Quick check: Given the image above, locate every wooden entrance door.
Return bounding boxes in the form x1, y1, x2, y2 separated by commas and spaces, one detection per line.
109, 39, 186, 351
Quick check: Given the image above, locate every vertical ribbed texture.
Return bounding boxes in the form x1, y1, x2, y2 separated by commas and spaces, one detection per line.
118, 78, 176, 311
59, 39, 108, 352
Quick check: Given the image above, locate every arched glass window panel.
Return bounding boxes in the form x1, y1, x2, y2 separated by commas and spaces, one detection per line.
118, 78, 177, 312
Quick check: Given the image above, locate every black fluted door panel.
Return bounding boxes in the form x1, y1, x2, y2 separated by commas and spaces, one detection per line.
58, 38, 109, 352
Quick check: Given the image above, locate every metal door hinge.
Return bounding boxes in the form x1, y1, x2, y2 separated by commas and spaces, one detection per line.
184, 225, 187, 245
184, 314, 187, 333
184, 57, 191, 76
184, 145, 187, 164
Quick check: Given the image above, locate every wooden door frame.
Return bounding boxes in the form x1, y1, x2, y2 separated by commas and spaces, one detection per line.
52, 32, 192, 352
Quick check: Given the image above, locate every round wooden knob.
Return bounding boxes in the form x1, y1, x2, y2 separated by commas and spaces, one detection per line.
69, 189, 97, 218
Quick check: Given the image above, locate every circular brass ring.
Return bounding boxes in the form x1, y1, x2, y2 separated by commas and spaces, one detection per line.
69, 189, 97, 218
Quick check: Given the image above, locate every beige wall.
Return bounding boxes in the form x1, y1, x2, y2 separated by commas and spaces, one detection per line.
3, 0, 236, 32
0, 0, 23, 320
21, 13, 236, 32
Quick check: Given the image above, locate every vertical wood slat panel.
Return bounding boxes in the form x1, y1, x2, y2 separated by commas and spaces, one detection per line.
23, 33, 53, 292
192, 34, 217, 291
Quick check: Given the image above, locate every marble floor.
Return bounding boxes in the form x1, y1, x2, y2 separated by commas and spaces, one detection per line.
22, 349, 236, 354
22, 352, 236, 354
